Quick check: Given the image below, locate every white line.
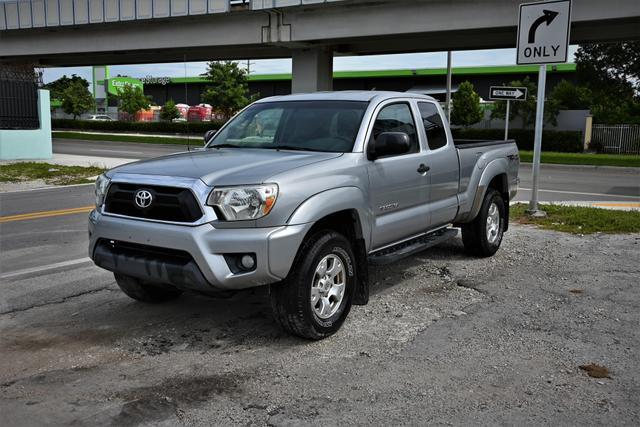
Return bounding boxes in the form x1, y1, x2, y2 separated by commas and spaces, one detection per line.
519, 187, 640, 199
0, 257, 92, 280
87, 149, 146, 155
0, 182, 94, 194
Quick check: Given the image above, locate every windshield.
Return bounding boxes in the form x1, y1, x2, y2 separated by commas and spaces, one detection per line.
208, 101, 369, 152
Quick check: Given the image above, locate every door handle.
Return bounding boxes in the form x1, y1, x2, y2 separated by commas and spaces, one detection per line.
417, 164, 430, 174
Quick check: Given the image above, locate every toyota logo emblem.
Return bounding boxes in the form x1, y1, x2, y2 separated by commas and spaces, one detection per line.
134, 190, 153, 209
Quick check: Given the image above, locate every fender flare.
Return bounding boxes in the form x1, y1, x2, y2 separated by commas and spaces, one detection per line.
287, 186, 373, 251
466, 158, 509, 222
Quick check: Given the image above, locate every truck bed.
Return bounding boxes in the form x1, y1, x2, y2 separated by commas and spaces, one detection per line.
453, 139, 516, 149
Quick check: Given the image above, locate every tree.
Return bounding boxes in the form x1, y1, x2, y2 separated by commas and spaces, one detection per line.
490, 76, 560, 127
116, 84, 151, 120
45, 74, 90, 101
61, 80, 94, 120
160, 99, 181, 122
575, 42, 640, 124
548, 79, 592, 110
201, 61, 254, 119
575, 42, 640, 97
450, 81, 483, 127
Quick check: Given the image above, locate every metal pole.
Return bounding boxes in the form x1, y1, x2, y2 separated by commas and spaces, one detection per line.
446, 51, 452, 123
529, 64, 547, 215
504, 100, 510, 141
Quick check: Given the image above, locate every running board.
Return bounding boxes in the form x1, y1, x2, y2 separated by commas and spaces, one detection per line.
368, 228, 458, 266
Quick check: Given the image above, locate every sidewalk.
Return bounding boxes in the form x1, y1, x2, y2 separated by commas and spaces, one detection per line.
1, 153, 137, 169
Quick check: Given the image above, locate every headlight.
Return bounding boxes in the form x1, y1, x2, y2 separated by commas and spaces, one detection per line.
95, 174, 110, 208
208, 184, 278, 221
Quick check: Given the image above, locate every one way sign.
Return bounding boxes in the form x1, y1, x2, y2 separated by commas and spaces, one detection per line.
517, 0, 572, 65
489, 86, 528, 101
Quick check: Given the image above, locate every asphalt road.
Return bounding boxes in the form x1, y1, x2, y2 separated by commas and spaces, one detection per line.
1, 223, 639, 425
0, 139, 638, 424
52, 138, 640, 203
53, 138, 194, 159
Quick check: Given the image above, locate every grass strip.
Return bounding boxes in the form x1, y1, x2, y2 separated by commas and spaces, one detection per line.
510, 203, 640, 234
519, 151, 640, 167
0, 162, 105, 186
53, 131, 199, 146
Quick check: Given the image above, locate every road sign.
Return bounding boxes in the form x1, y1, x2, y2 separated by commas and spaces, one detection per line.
517, 0, 572, 65
489, 86, 528, 101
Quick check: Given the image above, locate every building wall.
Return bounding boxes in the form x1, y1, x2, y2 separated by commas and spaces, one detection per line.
0, 90, 53, 160
143, 71, 577, 105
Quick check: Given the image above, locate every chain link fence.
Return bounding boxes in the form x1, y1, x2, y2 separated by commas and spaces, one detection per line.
591, 124, 640, 155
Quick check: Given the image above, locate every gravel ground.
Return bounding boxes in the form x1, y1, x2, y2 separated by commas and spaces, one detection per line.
1, 224, 639, 426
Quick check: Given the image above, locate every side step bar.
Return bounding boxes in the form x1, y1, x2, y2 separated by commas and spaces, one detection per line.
368, 228, 458, 266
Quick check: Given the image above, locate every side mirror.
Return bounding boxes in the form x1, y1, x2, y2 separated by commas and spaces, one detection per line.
204, 129, 217, 145
367, 132, 411, 160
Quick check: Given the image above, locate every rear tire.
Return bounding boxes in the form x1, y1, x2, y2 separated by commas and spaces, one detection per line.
114, 274, 183, 303
461, 189, 506, 257
269, 230, 356, 340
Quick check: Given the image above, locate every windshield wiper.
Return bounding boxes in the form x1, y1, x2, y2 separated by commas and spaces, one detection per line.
269, 145, 324, 152
210, 144, 242, 149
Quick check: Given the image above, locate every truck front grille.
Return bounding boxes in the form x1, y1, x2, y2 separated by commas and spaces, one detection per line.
104, 183, 203, 223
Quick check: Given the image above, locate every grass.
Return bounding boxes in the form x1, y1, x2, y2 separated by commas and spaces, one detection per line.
0, 162, 105, 186
519, 151, 640, 167
510, 203, 640, 234
53, 131, 199, 146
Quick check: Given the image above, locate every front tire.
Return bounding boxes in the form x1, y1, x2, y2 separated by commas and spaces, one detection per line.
114, 274, 183, 303
269, 230, 356, 340
461, 189, 506, 257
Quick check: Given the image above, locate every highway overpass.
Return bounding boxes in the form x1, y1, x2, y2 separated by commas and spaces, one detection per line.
1, 0, 640, 92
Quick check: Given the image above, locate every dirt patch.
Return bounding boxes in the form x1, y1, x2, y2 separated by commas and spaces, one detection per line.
112, 374, 243, 426
579, 363, 611, 379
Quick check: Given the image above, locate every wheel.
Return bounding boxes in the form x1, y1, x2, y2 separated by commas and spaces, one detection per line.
114, 273, 183, 303
461, 189, 506, 257
269, 230, 356, 340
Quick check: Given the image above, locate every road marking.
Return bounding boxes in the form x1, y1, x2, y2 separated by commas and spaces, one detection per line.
0, 206, 94, 223
0, 257, 92, 280
519, 187, 640, 199
0, 182, 94, 194
87, 148, 145, 155
592, 202, 640, 208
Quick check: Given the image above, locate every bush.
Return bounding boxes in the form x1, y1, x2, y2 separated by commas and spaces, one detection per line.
451, 128, 583, 153
52, 119, 226, 135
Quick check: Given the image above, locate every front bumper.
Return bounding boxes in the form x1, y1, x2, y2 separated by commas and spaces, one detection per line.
88, 210, 312, 292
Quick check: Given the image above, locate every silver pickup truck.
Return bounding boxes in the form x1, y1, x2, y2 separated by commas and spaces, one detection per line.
89, 91, 519, 339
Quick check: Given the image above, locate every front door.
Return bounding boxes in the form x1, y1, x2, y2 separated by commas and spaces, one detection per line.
367, 102, 430, 250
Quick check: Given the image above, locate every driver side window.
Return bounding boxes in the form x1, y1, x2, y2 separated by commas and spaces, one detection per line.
372, 103, 419, 155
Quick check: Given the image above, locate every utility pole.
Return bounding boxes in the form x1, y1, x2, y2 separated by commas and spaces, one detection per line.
446, 51, 452, 123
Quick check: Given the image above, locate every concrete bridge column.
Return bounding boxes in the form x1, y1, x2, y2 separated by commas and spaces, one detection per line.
291, 48, 333, 93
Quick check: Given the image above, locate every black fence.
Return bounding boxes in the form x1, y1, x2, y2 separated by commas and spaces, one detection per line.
0, 78, 40, 130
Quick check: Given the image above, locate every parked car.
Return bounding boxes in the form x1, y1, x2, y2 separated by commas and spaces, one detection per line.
87, 114, 113, 121
187, 104, 212, 122
89, 91, 519, 340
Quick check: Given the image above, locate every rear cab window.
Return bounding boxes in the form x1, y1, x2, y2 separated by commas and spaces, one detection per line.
417, 102, 448, 150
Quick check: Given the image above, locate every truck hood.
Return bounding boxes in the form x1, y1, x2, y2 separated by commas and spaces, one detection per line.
108, 148, 343, 186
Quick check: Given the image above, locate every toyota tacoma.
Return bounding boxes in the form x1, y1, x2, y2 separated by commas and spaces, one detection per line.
89, 91, 519, 339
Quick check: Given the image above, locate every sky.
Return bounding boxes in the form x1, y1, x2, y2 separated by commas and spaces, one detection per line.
42, 46, 579, 86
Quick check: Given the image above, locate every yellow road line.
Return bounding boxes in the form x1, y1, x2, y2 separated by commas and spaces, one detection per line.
592, 202, 640, 208
0, 206, 94, 223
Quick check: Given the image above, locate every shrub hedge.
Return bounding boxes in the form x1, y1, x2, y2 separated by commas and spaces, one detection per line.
52, 120, 584, 153
451, 128, 583, 152
52, 119, 226, 135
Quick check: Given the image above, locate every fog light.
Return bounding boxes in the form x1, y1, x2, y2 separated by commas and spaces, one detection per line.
240, 254, 255, 270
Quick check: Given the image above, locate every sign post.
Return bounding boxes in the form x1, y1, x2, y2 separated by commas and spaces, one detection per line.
517, 0, 571, 216
489, 86, 528, 140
